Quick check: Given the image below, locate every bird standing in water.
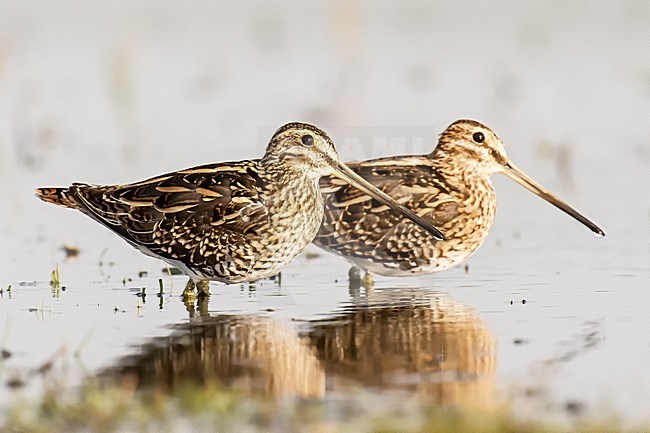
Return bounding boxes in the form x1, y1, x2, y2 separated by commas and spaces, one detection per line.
36, 122, 445, 297
315, 119, 604, 286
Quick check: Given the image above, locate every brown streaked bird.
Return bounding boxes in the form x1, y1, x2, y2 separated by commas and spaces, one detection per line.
36, 122, 445, 296
315, 119, 604, 284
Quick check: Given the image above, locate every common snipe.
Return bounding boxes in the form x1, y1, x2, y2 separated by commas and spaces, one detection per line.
36, 122, 444, 295
315, 119, 604, 283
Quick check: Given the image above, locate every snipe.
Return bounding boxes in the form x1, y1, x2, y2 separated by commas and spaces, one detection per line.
36, 122, 444, 296
315, 119, 604, 283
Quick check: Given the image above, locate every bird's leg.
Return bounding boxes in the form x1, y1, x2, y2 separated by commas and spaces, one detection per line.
348, 277, 361, 298
182, 279, 210, 317
196, 294, 210, 318
348, 266, 362, 281
182, 279, 197, 317
361, 271, 375, 290
182, 278, 197, 301
196, 280, 210, 298
184, 298, 196, 317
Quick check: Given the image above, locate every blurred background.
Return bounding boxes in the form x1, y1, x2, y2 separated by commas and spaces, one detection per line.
0, 0, 650, 250
0, 1, 647, 174
0, 0, 647, 281
0, 0, 648, 247
0, 1, 649, 430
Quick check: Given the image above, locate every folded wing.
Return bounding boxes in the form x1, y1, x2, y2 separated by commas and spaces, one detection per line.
68, 161, 270, 266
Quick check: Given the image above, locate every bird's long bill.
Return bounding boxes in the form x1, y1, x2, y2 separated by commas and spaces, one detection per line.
503, 162, 605, 237
332, 162, 446, 240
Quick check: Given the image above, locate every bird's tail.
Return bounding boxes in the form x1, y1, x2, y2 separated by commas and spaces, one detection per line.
35, 187, 77, 208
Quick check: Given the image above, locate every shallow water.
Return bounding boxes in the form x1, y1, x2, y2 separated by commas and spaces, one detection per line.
0, 0, 649, 429
1, 169, 649, 425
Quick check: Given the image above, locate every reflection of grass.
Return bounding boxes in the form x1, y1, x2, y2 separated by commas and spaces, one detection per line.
50, 267, 61, 290
0, 284, 11, 296
3, 382, 627, 433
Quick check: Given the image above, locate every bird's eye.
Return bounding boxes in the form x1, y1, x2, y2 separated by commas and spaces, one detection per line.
472, 132, 485, 143
301, 134, 314, 147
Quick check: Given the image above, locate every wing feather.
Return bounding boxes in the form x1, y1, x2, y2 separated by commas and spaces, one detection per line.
316, 156, 458, 267
68, 161, 270, 265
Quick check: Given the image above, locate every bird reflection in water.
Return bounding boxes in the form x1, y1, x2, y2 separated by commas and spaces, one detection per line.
106, 314, 325, 398
103, 289, 496, 409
